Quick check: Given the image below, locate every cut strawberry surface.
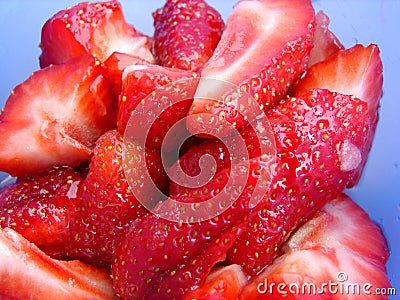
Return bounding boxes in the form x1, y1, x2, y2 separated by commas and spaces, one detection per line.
152, 0, 224, 72
187, 0, 315, 136
183, 264, 248, 300
308, 11, 344, 67
118, 64, 197, 149
294, 44, 383, 186
0, 166, 83, 259
240, 194, 391, 299
39, 1, 154, 68
0, 54, 116, 177
0, 227, 117, 300
227, 89, 370, 275
68, 130, 169, 266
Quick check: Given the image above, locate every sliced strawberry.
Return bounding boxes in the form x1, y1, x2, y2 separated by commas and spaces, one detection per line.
0, 227, 117, 300
118, 64, 197, 149
111, 155, 274, 299
152, 0, 224, 72
0, 54, 116, 177
0, 166, 83, 259
102, 51, 150, 96
227, 89, 370, 275
294, 44, 383, 186
67, 130, 169, 266
240, 194, 391, 299
308, 11, 344, 67
39, 1, 154, 68
183, 264, 248, 300
186, 0, 315, 136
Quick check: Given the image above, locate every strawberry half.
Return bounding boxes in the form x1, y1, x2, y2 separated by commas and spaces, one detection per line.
240, 194, 391, 299
0, 227, 117, 300
187, 0, 315, 136
152, 0, 224, 72
294, 44, 383, 186
227, 89, 370, 275
39, 1, 154, 68
111, 155, 274, 300
0, 54, 116, 177
118, 64, 198, 150
67, 130, 169, 266
0, 166, 83, 259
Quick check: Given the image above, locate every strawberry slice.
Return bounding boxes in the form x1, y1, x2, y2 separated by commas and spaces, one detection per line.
308, 11, 344, 66
117, 64, 197, 149
186, 0, 315, 136
0, 166, 83, 259
39, 1, 154, 68
240, 194, 391, 299
152, 0, 224, 72
68, 130, 169, 266
183, 264, 248, 300
0, 227, 117, 300
0, 54, 116, 177
111, 155, 274, 300
294, 44, 383, 186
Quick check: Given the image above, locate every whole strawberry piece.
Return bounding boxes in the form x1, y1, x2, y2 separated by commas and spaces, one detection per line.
152, 0, 224, 72
68, 130, 169, 266
294, 44, 383, 186
0, 228, 117, 299
0, 54, 116, 177
187, 0, 315, 136
0, 166, 83, 258
240, 194, 391, 299
39, 1, 154, 68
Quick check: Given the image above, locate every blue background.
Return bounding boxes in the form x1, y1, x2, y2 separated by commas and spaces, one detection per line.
0, 0, 399, 295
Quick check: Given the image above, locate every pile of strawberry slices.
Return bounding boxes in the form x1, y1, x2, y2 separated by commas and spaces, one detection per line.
0, 0, 392, 299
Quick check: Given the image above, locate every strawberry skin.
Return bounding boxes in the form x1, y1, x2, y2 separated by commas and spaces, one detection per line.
0, 166, 83, 259
187, 0, 315, 136
227, 89, 370, 275
68, 130, 169, 266
240, 194, 391, 299
118, 64, 197, 149
0, 54, 116, 177
294, 44, 383, 186
39, 1, 154, 68
111, 155, 274, 300
152, 0, 224, 72
0, 227, 117, 300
